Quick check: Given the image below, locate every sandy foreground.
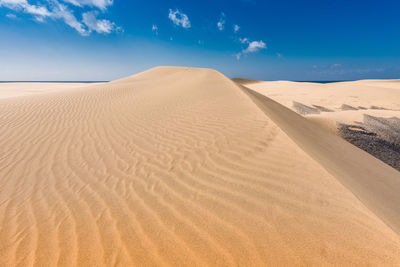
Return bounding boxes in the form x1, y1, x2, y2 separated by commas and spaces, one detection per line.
1, 67, 400, 266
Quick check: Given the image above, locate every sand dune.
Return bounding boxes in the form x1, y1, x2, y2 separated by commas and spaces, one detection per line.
1, 67, 400, 266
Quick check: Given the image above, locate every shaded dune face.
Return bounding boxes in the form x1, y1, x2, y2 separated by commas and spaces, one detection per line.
0, 67, 399, 266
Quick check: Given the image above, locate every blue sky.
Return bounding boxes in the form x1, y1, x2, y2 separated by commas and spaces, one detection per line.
0, 0, 400, 81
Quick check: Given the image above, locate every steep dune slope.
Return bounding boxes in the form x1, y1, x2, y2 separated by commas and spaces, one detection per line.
240, 85, 400, 235
0, 67, 399, 266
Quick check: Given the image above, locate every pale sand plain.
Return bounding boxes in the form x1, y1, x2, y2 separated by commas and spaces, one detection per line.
238, 79, 400, 133
1, 67, 400, 266
0, 82, 103, 99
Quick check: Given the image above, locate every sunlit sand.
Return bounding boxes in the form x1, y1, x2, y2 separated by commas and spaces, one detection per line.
1, 67, 399, 266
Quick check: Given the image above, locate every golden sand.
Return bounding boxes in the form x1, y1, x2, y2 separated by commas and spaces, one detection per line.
1, 67, 399, 266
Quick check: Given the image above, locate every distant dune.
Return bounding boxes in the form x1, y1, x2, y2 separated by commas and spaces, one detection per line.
0, 82, 103, 99
1, 67, 400, 266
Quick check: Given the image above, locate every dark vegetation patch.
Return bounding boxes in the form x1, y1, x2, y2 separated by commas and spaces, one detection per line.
292, 101, 320, 115
312, 105, 333, 112
370, 106, 387, 110
341, 104, 358, 111
338, 115, 400, 171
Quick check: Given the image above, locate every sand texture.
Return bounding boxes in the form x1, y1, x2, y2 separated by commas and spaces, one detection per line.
0, 82, 103, 99
1, 67, 400, 266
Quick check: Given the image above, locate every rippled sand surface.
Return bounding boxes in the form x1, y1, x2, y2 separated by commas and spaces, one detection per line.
1, 67, 399, 266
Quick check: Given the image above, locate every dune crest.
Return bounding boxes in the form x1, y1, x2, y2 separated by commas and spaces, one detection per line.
1, 67, 400, 266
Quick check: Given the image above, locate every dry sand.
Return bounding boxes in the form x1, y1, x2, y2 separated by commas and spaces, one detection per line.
1, 67, 400, 266
238, 79, 400, 132
0, 82, 103, 99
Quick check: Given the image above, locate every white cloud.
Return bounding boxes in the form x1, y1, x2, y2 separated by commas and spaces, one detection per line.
233, 24, 240, 33
0, 0, 120, 36
239, 37, 249, 44
244, 40, 266, 53
168, 9, 191, 29
62, 0, 113, 11
217, 12, 225, 31
236, 38, 267, 60
217, 21, 223, 31
0, 0, 51, 18
52, 3, 88, 35
6, 13, 17, 18
82, 11, 118, 34
152, 24, 158, 35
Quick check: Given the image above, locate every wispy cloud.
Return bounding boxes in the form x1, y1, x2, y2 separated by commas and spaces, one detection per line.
0, 0, 120, 36
239, 37, 248, 44
233, 24, 240, 33
52, 2, 88, 35
217, 12, 225, 31
152, 24, 158, 35
6, 13, 17, 18
62, 0, 113, 11
82, 11, 120, 34
168, 9, 191, 29
236, 38, 266, 59
0, 0, 51, 18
